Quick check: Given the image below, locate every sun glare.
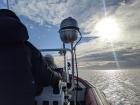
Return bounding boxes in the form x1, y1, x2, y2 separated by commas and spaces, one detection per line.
95, 17, 120, 41
103, 70, 118, 75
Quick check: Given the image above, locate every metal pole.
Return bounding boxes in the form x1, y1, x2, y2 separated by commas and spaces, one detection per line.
71, 43, 75, 82
63, 43, 66, 72
71, 43, 76, 105
7, 0, 10, 9
63, 43, 70, 83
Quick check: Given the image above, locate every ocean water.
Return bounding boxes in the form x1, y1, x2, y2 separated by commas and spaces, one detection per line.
79, 70, 140, 105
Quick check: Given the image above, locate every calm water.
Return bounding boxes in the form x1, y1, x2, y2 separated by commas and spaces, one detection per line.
79, 70, 140, 105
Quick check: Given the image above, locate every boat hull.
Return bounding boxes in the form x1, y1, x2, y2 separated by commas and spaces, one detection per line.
35, 77, 110, 105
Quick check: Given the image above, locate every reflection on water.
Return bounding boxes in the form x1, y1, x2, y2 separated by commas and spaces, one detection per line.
79, 70, 140, 105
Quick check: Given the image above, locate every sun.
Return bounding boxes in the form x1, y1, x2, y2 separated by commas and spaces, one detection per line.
95, 17, 120, 41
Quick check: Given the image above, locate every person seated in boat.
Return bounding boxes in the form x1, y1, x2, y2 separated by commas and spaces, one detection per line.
44, 54, 67, 82
26, 42, 62, 93
0, 9, 61, 105
44, 54, 57, 70
43, 54, 63, 90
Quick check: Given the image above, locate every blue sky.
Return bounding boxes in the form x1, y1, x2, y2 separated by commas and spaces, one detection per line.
1, 0, 140, 70
20, 16, 62, 49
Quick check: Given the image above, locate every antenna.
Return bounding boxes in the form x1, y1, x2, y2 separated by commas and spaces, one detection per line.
7, 0, 10, 9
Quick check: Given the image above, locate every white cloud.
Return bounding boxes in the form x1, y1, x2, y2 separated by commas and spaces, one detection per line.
9, 0, 139, 38
9, 0, 110, 27
11, 0, 67, 25
7, 0, 140, 69
76, 0, 140, 55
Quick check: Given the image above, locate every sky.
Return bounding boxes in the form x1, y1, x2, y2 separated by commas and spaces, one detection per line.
1, 0, 140, 70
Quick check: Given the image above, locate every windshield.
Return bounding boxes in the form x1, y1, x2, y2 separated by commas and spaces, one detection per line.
1, 0, 140, 105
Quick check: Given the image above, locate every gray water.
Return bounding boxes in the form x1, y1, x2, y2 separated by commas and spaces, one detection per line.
79, 70, 140, 105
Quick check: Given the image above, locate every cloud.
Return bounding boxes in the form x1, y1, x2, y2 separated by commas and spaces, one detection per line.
76, 0, 140, 69
9, 0, 123, 28
11, 0, 67, 25
6, 0, 140, 69
9, 0, 138, 38
77, 47, 140, 70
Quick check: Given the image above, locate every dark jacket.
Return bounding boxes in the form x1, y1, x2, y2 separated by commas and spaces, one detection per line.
0, 43, 35, 105
0, 9, 59, 105
25, 41, 61, 96
0, 9, 35, 105
25, 41, 55, 87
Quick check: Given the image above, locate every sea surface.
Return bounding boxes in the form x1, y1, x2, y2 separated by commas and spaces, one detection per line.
79, 69, 140, 105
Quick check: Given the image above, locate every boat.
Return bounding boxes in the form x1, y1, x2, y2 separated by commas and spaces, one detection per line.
35, 17, 111, 105
2, 1, 111, 104
35, 76, 110, 105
